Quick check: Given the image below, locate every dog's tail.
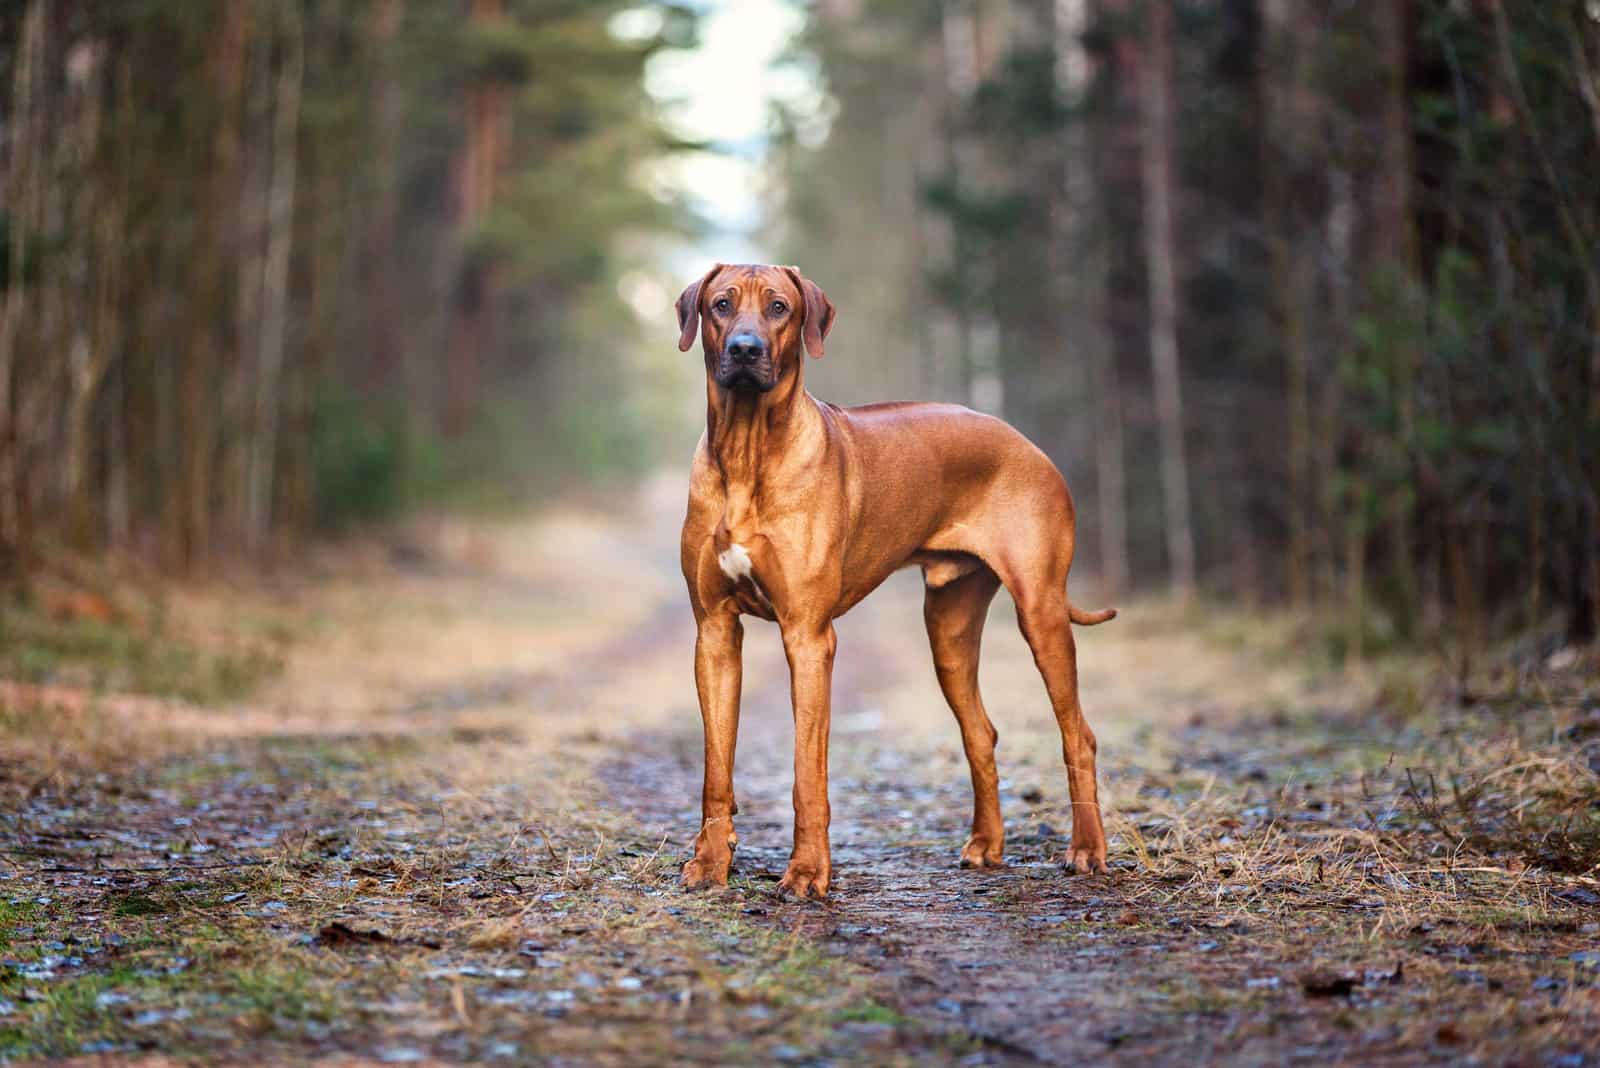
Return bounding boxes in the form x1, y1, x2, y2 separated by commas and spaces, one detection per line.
1068, 602, 1118, 626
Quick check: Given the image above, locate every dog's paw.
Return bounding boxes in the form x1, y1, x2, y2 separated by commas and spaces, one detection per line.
1065, 843, 1110, 875
958, 835, 1005, 869
681, 853, 732, 890
777, 861, 830, 900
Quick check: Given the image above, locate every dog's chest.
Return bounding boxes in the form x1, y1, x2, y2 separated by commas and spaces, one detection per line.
713, 531, 776, 619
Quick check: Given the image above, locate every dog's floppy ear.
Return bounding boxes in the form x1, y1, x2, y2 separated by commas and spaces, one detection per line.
782, 266, 836, 359
676, 263, 724, 353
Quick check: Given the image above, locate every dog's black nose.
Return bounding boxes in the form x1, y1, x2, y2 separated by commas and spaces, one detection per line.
725, 333, 766, 365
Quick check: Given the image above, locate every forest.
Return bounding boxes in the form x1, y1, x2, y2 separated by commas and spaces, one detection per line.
1, 1, 1596, 664
779, 0, 1599, 663
0, 0, 694, 580
0, 2, 1597, 1065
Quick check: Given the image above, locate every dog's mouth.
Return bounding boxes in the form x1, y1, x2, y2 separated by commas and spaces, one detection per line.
714, 364, 776, 392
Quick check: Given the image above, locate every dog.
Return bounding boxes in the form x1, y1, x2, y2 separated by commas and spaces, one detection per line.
676, 263, 1115, 898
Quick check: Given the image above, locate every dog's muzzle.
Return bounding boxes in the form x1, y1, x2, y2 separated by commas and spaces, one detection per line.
715, 332, 775, 391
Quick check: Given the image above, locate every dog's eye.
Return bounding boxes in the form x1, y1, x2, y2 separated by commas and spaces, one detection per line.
712, 298, 731, 314
770, 301, 788, 316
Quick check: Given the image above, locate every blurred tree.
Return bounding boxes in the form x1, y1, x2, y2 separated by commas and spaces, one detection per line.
776, 0, 1600, 652
444, 0, 511, 437
1138, 0, 1194, 598
0, 0, 698, 580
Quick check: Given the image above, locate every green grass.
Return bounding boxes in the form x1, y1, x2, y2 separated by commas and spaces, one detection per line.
107, 874, 269, 920
0, 912, 334, 1060
0, 964, 165, 1059
0, 900, 39, 954
837, 1000, 913, 1027
110, 891, 169, 918
224, 962, 334, 1025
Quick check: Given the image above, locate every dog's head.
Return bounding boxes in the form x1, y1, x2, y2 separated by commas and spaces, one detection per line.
675, 264, 835, 393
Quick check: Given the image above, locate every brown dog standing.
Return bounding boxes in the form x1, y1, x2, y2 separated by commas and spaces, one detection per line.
677, 264, 1115, 898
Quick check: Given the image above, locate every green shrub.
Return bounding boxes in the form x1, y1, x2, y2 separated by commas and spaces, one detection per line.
310, 387, 406, 530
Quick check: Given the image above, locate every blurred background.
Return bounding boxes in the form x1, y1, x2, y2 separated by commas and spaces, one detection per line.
0, 0, 1595, 661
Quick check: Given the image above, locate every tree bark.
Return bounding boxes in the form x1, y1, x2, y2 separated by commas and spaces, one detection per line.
1059, 0, 1129, 597
176, 2, 250, 566
1086, 0, 1143, 596
64, 33, 114, 545
940, 0, 979, 408
246, 8, 303, 553
1139, 0, 1195, 597
1374, 0, 1421, 638
0, 0, 48, 592
1261, 0, 1319, 610
367, 0, 406, 391
444, 0, 511, 436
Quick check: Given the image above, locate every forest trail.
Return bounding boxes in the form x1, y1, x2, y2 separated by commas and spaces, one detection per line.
1, 476, 1595, 1066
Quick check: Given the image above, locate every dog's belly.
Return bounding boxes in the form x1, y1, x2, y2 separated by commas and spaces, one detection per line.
910, 549, 987, 589
824, 549, 985, 620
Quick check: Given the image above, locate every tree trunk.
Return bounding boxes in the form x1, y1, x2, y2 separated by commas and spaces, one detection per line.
367, 0, 406, 390
1262, 0, 1319, 610
1058, 0, 1129, 597
246, 7, 304, 553
58, 30, 111, 546
0, 0, 48, 592
1140, 0, 1195, 598
940, 0, 979, 408
177, 1, 250, 566
231, 10, 272, 543
103, 52, 139, 550
1374, 0, 1422, 637
1086, 0, 1143, 595
444, 0, 510, 436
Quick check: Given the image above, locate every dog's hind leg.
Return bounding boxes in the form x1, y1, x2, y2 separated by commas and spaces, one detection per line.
923, 565, 1006, 868
1014, 587, 1110, 874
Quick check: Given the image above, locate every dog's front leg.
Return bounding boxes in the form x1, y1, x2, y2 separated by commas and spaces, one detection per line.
778, 620, 836, 898
683, 610, 743, 889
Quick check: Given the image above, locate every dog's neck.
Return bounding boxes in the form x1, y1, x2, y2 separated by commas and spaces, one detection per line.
705, 367, 821, 527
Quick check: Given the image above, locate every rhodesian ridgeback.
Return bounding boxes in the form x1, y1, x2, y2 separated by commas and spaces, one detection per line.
676, 263, 1116, 898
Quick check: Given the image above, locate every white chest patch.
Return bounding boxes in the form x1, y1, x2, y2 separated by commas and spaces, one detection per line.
718, 542, 754, 583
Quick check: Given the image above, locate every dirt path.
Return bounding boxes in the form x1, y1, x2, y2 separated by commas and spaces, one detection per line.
1, 476, 1596, 1065
599, 548, 1153, 1063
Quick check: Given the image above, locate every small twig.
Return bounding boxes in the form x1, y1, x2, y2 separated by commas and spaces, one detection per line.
467, 864, 546, 885
21, 857, 273, 875
1393, 866, 1524, 877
